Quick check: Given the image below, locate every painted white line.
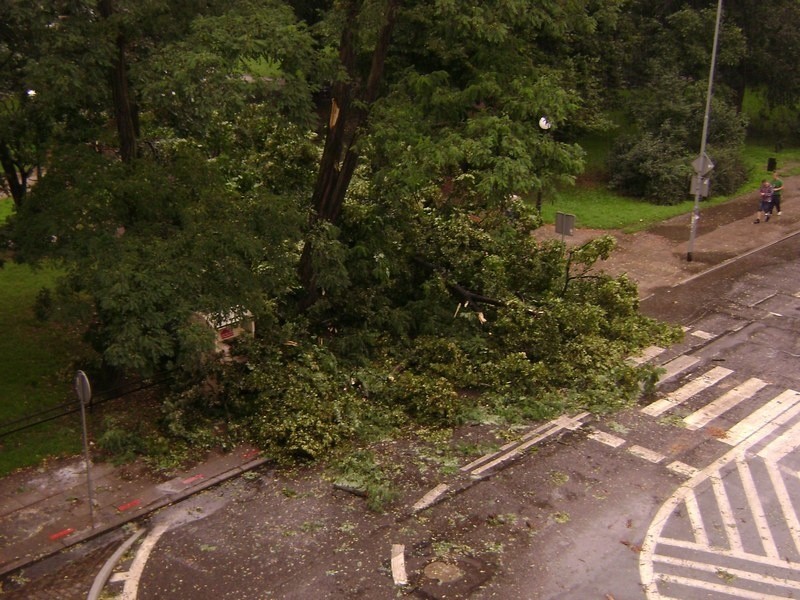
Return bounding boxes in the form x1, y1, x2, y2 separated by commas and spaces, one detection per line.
391, 544, 408, 586
469, 413, 589, 476
653, 554, 800, 593
122, 522, 170, 600
666, 461, 698, 478
684, 489, 709, 547
655, 537, 800, 570
710, 471, 743, 553
653, 538, 800, 575
758, 417, 800, 463
657, 573, 791, 600
460, 440, 519, 472
460, 416, 573, 472
683, 378, 767, 431
468, 426, 559, 476
723, 389, 800, 446
642, 443, 753, 598
736, 458, 779, 558
656, 355, 701, 385
690, 330, 715, 340
411, 483, 449, 513
642, 366, 732, 417
765, 462, 800, 554
629, 345, 665, 365
653, 554, 800, 591
628, 445, 665, 464
588, 430, 626, 448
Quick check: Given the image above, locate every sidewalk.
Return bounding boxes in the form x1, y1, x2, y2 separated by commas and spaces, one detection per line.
0, 445, 267, 577
0, 176, 798, 581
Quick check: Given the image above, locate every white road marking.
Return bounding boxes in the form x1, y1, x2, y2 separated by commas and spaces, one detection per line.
655, 537, 800, 570
656, 355, 701, 385
723, 389, 800, 446
690, 330, 715, 340
657, 573, 796, 599
628, 445, 665, 464
736, 458, 779, 558
629, 345, 666, 365
667, 461, 698, 478
588, 430, 625, 448
710, 471, 743, 552
653, 554, 800, 592
391, 544, 408, 586
758, 417, 800, 462
411, 483, 449, 513
765, 461, 800, 554
642, 366, 732, 417
683, 378, 767, 431
468, 413, 589, 476
684, 490, 709, 547
121, 522, 170, 600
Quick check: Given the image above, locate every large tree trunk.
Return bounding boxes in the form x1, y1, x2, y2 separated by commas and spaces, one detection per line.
298, 0, 400, 309
98, 0, 138, 163
0, 142, 30, 208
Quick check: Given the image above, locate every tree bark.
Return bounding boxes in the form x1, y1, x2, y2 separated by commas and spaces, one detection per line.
298, 0, 401, 308
0, 142, 30, 208
98, 0, 138, 163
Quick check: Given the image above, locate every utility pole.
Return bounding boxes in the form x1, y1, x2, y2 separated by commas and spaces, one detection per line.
687, 0, 723, 262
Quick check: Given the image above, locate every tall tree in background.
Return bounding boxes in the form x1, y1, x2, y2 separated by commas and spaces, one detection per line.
297, 0, 615, 307
97, 0, 139, 162
7, 0, 678, 415
0, 1, 55, 207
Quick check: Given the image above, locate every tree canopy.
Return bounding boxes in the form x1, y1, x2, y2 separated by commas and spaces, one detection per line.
11, 0, 780, 461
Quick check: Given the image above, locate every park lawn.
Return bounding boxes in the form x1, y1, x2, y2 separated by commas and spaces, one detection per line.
0, 199, 85, 475
0, 198, 12, 222
539, 143, 800, 231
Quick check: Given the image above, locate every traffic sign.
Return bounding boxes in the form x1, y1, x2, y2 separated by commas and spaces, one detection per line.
692, 153, 714, 176
690, 175, 710, 197
555, 212, 575, 236
74, 370, 92, 406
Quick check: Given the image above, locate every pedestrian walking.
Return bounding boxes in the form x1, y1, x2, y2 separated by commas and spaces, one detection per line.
755, 179, 773, 223
770, 171, 783, 215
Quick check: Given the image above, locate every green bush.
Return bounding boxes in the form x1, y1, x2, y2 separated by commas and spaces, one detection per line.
96, 417, 147, 465
608, 132, 691, 204
387, 371, 463, 425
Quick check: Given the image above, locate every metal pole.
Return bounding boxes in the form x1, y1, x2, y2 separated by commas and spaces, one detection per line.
687, 0, 723, 262
75, 371, 95, 529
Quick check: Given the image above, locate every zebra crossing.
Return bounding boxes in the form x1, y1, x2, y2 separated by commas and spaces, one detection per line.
593, 330, 800, 599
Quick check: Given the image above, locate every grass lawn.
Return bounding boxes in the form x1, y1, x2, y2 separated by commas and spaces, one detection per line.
0, 198, 85, 475
539, 143, 800, 231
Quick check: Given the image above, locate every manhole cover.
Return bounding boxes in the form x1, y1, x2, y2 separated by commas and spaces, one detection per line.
423, 561, 464, 583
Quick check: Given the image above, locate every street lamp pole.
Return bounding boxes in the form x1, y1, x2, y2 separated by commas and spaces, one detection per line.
687, 0, 723, 262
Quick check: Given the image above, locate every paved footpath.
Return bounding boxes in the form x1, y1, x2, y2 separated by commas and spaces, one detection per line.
0, 445, 267, 580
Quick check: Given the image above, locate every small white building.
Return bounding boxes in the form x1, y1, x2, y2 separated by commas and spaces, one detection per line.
195, 309, 255, 359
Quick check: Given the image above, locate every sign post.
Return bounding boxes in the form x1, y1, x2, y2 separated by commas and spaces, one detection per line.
687, 0, 723, 262
74, 370, 95, 529
555, 212, 576, 244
